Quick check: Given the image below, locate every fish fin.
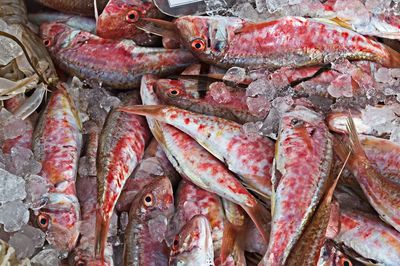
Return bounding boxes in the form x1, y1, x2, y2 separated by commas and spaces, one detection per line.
220, 220, 246, 265
240, 180, 270, 202
312, 17, 354, 30
135, 18, 176, 38
346, 115, 366, 159
118, 104, 166, 119
0, 74, 38, 97
151, 120, 167, 146
234, 20, 279, 34
384, 45, 400, 68
94, 209, 110, 262
242, 201, 271, 243
94, 0, 99, 22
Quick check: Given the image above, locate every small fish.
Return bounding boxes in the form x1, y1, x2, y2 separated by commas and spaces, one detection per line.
154, 78, 260, 124
39, 22, 196, 89
260, 106, 333, 266
95, 93, 150, 259
69, 127, 114, 266
117, 104, 275, 200
140, 16, 400, 69
96, 0, 165, 46
169, 180, 225, 265
33, 84, 82, 251
34, 0, 108, 16
334, 208, 400, 266
123, 176, 174, 266
170, 214, 215, 266
334, 117, 400, 232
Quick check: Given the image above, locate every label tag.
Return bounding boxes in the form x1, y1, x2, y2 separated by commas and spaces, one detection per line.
167, 0, 203, 7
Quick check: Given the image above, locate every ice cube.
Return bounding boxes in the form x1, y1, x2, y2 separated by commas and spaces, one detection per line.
24, 175, 50, 208
327, 74, 353, 98
8, 146, 41, 176
209, 82, 233, 104
135, 157, 164, 178
109, 212, 118, 238
148, 215, 168, 242
243, 121, 264, 137
246, 95, 270, 118
390, 126, 400, 144
8, 225, 44, 260
223, 67, 247, 83
0, 109, 29, 141
0, 20, 23, 66
0, 200, 29, 232
31, 248, 61, 266
0, 169, 26, 203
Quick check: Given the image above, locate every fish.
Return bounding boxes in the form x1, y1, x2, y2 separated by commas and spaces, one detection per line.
137, 74, 270, 244
123, 175, 174, 266
34, 0, 108, 16
140, 16, 400, 69
28, 12, 97, 33
95, 93, 150, 259
0, 0, 58, 86
169, 180, 225, 265
117, 104, 275, 200
39, 22, 196, 89
260, 106, 333, 266
32, 84, 82, 251
154, 78, 261, 124
334, 116, 400, 232
96, 0, 166, 46
334, 208, 400, 266
69, 126, 114, 266
317, 240, 353, 266
170, 214, 215, 266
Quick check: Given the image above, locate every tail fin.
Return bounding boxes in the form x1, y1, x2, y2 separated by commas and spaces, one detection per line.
385, 45, 400, 68
242, 201, 271, 243
220, 220, 246, 266
95, 209, 110, 261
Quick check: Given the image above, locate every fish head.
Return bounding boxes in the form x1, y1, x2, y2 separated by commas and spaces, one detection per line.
40, 22, 76, 52
130, 175, 174, 221
154, 79, 194, 105
174, 16, 243, 63
35, 193, 80, 251
97, 0, 163, 45
318, 241, 353, 266
169, 215, 214, 266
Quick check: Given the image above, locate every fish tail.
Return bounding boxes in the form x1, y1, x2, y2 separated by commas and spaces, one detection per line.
94, 209, 110, 261
243, 202, 271, 243
384, 45, 400, 68
220, 220, 246, 265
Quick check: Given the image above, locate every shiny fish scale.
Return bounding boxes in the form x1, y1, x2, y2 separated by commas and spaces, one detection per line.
260, 107, 332, 266
40, 23, 196, 89
335, 209, 400, 266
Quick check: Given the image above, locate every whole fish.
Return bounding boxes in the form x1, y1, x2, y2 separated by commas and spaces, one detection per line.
154, 78, 261, 124
141, 16, 400, 69
335, 117, 400, 232
136, 74, 270, 242
69, 127, 114, 266
170, 215, 215, 266
95, 93, 150, 259
260, 106, 333, 266
39, 22, 196, 89
96, 0, 165, 46
169, 180, 225, 265
33, 84, 82, 251
123, 176, 174, 266
0, 0, 58, 85
334, 208, 400, 266
34, 0, 108, 16
118, 104, 275, 200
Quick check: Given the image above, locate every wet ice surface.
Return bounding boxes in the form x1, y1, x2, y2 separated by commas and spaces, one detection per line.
8, 225, 45, 259
0, 169, 26, 203
0, 200, 29, 232
30, 247, 61, 266
24, 175, 50, 209
6, 147, 41, 176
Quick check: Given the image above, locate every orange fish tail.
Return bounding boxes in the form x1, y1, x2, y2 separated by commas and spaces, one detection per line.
95, 209, 110, 262
243, 202, 271, 243
384, 45, 400, 68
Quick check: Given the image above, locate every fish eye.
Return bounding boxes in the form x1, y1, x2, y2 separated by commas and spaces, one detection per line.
126, 10, 140, 23
37, 213, 50, 230
340, 257, 352, 266
143, 193, 155, 207
172, 236, 179, 250
191, 38, 206, 52
75, 259, 86, 266
167, 88, 181, 97
43, 39, 52, 47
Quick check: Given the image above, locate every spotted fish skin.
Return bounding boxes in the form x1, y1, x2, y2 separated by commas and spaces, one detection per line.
33, 84, 82, 251
173, 16, 400, 69
39, 22, 196, 89
95, 93, 150, 259
260, 106, 333, 266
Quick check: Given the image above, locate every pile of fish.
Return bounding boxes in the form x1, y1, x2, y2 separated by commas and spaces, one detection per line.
0, 0, 399, 265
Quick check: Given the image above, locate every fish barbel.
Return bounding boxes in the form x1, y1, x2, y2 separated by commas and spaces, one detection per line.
260, 106, 333, 266
140, 16, 400, 69
39, 22, 196, 89
95, 93, 150, 259
32, 84, 82, 251
97, 0, 165, 46
170, 215, 215, 266
123, 175, 174, 266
